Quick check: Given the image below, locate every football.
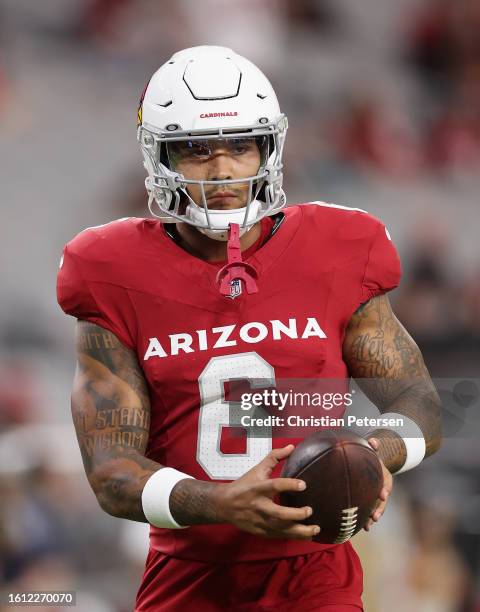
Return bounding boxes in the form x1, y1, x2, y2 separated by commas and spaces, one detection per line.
280, 429, 383, 544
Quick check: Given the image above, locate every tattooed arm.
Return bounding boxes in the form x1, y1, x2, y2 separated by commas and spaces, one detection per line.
342, 294, 442, 473
72, 320, 220, 523
71, 321, 317, 539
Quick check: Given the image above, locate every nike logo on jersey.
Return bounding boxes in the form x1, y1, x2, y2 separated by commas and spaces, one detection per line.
143, 317, 327, 360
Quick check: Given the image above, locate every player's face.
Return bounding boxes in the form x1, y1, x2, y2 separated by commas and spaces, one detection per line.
167, 137, 263, 209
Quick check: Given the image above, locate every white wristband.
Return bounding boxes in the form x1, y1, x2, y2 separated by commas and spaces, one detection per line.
141, 468, 195, 529
369, 412, 426, 474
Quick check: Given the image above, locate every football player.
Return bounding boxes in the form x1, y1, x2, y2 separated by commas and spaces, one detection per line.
57, 46, 442, 611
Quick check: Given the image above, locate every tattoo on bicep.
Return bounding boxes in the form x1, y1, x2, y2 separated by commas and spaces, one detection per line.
344, 295, 429, 403
344, 295, 442, 463
78, 330, 116, 351
71, 321, 158, 520
352, 300, 370, 318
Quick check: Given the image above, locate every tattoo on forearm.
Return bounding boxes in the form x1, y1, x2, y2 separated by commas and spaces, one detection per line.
368, 430, 406, 474
170, 479, 221, 526
344, 295, 442, 470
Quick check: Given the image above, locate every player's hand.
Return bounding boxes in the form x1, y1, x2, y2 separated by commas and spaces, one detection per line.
215, 444, 320, 541
364, 437, 393, 531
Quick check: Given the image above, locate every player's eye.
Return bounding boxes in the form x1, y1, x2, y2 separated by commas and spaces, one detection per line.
185, 141, 212, 158
227, 138, 257, 155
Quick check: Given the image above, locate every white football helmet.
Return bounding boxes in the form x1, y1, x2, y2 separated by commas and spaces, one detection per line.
137, 45, 288, 240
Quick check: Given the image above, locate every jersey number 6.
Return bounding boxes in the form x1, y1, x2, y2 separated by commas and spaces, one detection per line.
197, 352, 274, 480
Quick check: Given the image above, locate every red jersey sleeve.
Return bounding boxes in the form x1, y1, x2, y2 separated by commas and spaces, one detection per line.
57, 243, 136, 350
360, 221, 401, 303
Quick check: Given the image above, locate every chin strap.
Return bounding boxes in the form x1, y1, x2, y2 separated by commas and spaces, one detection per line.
216, 224, 259, 296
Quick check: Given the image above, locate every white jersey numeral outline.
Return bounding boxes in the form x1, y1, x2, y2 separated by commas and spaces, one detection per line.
197, 352, 274, 480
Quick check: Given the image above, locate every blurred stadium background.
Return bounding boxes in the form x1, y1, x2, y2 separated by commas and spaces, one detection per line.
1, 1, 480, 610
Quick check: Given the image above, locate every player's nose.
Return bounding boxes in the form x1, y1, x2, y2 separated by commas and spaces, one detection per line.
207, 152, 234, 181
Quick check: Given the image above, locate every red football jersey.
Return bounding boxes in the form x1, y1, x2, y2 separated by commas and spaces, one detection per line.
57, 202, 401, 562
